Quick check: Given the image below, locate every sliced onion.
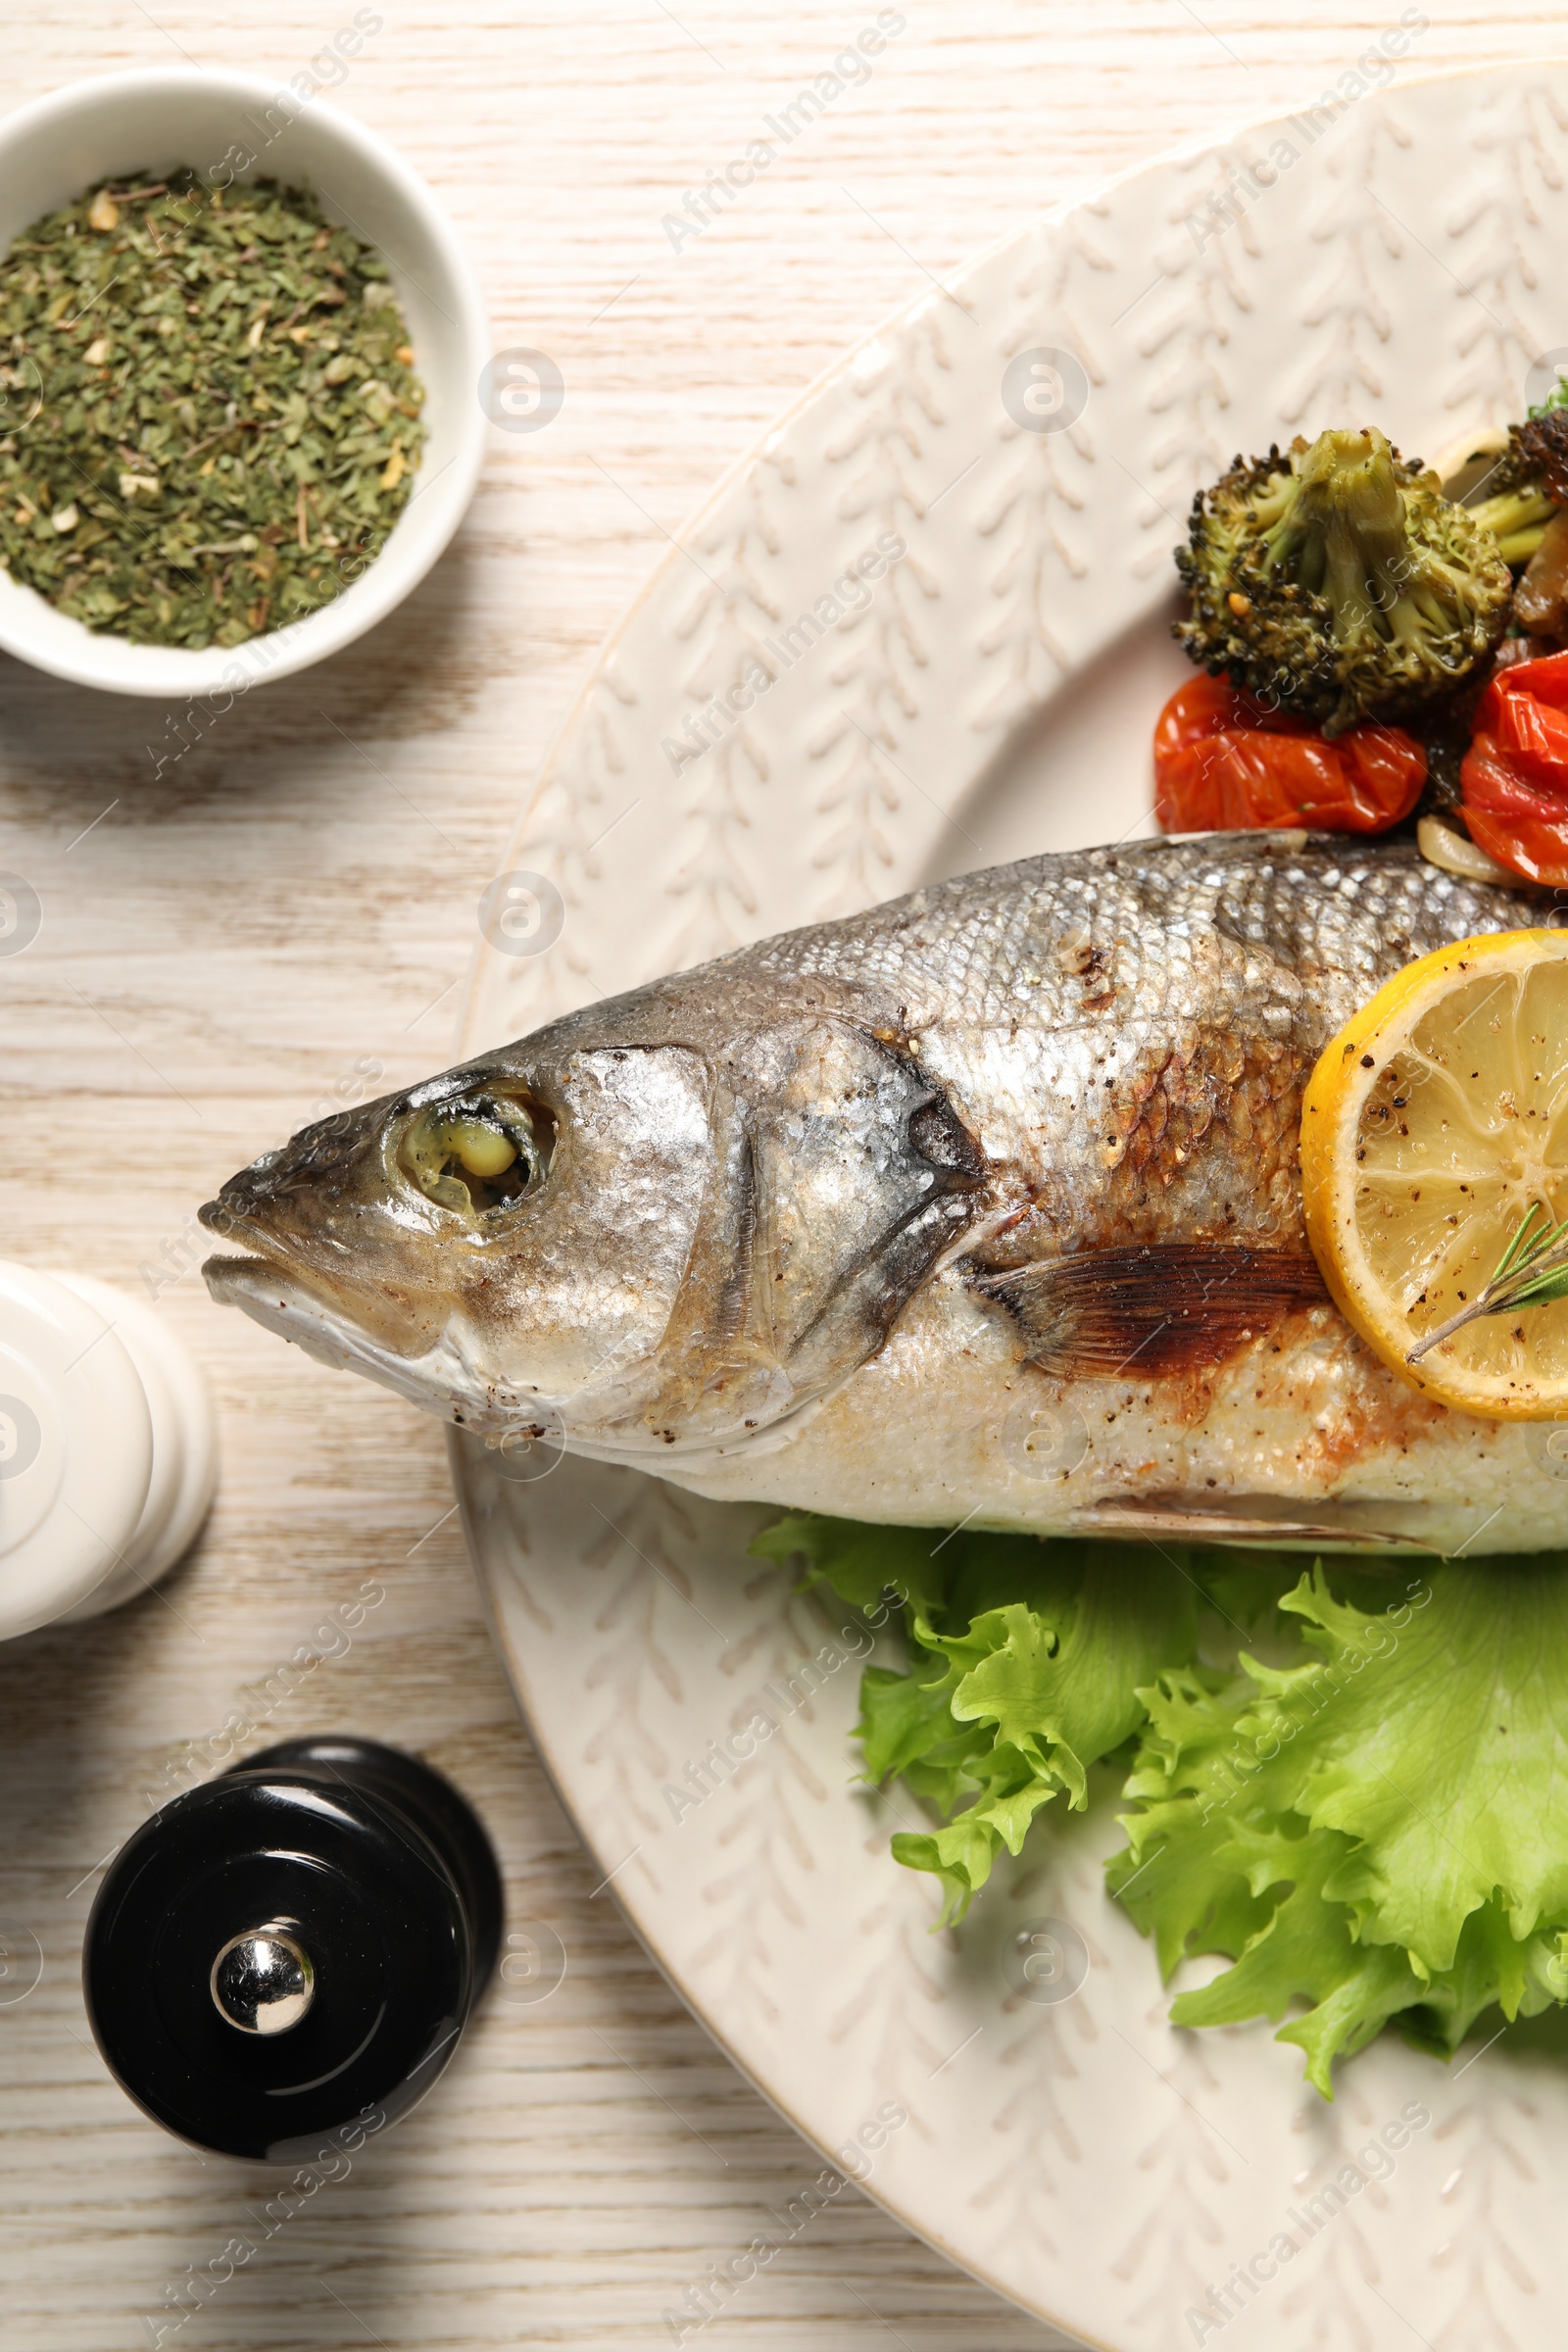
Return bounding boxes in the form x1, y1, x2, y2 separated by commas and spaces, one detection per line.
1431, 424, 1511, 505
1416, 812, 1517, 885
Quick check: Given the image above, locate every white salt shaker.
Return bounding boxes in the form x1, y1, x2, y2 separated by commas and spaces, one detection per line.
0, 1259, 218, 1640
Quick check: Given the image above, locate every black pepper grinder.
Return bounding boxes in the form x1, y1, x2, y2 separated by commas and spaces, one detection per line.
84, 1736, 503, 2161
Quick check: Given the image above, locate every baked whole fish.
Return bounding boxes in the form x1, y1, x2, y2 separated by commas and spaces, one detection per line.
202, 831, 1567, 1554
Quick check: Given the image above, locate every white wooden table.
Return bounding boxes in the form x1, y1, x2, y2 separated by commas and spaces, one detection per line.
0, 5, 1541, 2345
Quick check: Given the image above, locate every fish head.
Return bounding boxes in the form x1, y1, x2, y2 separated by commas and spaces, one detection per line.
201, 996, 990, 1462
202, 1034, 720, 1439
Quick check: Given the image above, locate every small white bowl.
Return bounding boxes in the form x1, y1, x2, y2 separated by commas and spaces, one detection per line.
0, 70, 489, 696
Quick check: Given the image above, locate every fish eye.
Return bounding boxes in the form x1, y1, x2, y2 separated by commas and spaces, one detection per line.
398, 1092, 556, 1218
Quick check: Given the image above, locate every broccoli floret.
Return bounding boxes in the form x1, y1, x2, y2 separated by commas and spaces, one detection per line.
1175, 426, 1513, 735
1467, 407, 1568, 562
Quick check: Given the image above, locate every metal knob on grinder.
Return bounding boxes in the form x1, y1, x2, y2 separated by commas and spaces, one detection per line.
83, 1736, 503, 2161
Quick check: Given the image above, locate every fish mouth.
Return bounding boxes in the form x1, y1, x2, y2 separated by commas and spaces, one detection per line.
202, 1249, 385, 1365
197, 1145, 448, 1359
200, 1249, 537, 1437
197, 1193, 425, 1363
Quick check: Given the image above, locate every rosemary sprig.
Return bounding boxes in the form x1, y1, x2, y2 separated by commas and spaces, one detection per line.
1407, 1201, 1568, 1363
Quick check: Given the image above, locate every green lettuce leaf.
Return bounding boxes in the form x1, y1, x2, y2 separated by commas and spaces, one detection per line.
1111, 1555, 1568, 2092
756, 1516, 1200, 1923
749, 1510, 952, 1625
856, 1659, 971, 1787
1166, 1825, 1422, 2096
1268, 1561, 1568, 1967
758, 1512, 1568, 2094
1398, 1898, 1568, 2056
1106, 1664, 1286, 1972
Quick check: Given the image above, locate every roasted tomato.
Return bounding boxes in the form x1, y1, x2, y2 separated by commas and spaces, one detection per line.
1154, 674, 1428, 835
1460, 647, 1568, 884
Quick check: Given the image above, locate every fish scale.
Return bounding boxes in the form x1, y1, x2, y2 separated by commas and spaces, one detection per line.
751, 835, 1478, 1021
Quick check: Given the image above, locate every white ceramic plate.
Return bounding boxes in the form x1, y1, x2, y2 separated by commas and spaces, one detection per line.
454, 64, 1568, 2349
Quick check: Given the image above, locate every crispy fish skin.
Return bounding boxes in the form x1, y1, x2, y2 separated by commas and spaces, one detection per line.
202, 831, 1562, 1552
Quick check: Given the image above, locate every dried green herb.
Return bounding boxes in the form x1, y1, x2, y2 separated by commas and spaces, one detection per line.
0, 168, 426, 648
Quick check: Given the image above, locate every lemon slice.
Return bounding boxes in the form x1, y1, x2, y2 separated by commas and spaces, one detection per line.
1300, 930, 1568, 1418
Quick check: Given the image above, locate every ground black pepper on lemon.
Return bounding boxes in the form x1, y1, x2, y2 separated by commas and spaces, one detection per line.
0, 169, 425, 648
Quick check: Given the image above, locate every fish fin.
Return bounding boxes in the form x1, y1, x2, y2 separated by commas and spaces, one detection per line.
975, 1243, 1329, 1378
1074, 1498, 1407, 1550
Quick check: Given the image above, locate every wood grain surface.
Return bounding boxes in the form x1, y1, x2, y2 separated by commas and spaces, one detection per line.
0, 5, 1546, 2347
